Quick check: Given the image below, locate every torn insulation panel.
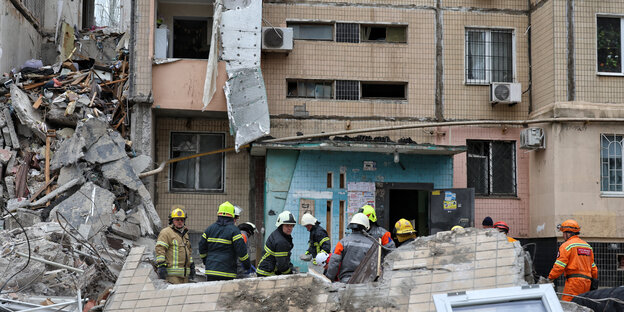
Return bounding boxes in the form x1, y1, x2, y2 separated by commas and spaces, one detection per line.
201, 0, 223, 110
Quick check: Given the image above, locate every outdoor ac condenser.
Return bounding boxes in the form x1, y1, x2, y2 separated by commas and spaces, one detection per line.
520, 127, 545, 150
261, 27, 293, 52
490, 82, 522, 104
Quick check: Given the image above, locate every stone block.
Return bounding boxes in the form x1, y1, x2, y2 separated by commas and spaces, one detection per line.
130, 154, 152, 174
102, 157, 142, 190
110, 221, 141, 240
58, 165, 84, 186
4, 176, 15, 198
0, 148, 11, 164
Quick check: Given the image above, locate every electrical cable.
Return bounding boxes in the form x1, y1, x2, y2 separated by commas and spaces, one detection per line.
556, 292, 624, 305
0, 205, 31, 294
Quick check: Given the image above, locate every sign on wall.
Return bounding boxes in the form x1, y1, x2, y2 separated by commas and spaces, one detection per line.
299, 198, 315, 219
347, 182, 375, 221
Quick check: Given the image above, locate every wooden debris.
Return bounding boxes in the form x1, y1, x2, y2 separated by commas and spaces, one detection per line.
32, 95, 43, 109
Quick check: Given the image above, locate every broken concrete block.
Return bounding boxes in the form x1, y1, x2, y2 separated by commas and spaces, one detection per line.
55, 127, 75, 140
83, 133, 126, 164
110, 221, 140, 240
130, 154, 152, 175
58, 164, 84, 186
101, 157, 142, 190
114, 209, 126, 222
2, 109, 19, 148
49, 182, 114, 237
1, 127, 10, 148
109, 130, 127, 150
4, 176, 15, 198
16, 123, 34, 138
4, 208, 42, 230
10, 84, 47, 141
76, 118, 109, 150
46, 107, 80, 126
5, 150, 17, 175
79, 223, 92, 239
50, 135, 86, 170
0, 148, 11, 164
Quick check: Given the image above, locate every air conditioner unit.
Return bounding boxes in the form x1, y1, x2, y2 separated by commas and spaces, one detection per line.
520, 127, 545, 150
490, 82, 521, 105
261, 27, 293, 52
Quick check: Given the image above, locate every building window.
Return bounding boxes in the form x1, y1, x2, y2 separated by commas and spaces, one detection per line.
288, 23, 333, 41
465, 29, 514, 84
336, 23, 360, 43
170, 132, 225, 192
361, 82, 407, 100
173, 18, 211, 59
597, 17, 622, 73
335, 80, 360, 100
601, 134, 623, 192
467, 140, 516, 196
287, 80, 332, 98
361, 25, 407, 43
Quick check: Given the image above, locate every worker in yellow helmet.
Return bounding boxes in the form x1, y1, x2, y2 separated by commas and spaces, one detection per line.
155, 205, 195, 284
394, 218, 417, 247
358, 205, 395, 249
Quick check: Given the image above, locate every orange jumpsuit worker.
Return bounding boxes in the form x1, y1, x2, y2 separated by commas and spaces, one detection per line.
493, 221, 517, 243
548, 219, 598, 301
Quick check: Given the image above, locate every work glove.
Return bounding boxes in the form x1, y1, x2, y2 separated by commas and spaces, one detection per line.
247, 265, 256, 275
157, 266, 167, 280
189, 263, 196, 280
299, 254, 313, 261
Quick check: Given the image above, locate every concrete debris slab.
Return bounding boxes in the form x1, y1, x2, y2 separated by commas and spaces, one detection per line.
0, 148, 11, 164
101, 157, 142, 190
75, 118, 110, 150
109, 130, 127, 150
129, 154, 152, 175
3, 108, 20, 148
58, 164, 84, 186
50, 135, 86, 170
49, 182, 114, 237
109, 221, 140, 240
4, 175, 16, 198
9, 85, 47, 141
83, 133, 127, 164
4, 208, 41, 230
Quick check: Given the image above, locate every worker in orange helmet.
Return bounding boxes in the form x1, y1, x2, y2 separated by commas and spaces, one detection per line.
493, 221, 517, 243
548, 219, 598, 301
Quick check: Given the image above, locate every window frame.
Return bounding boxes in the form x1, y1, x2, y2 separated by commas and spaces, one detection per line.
286, 79, 334, 99
360, 23, 408, 44
464, 27, 517, 85
600, 133, 624, 195
360, 81, 408, 100
286, 21, 335, 41
466, 140, 517, 197
171, 16, 212, 60
596, 14, 624, 76
169, 131, 226, 193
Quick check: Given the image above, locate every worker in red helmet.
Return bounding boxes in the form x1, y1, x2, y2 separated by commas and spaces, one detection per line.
548, 219, 598, 301
493, 221, 517, 243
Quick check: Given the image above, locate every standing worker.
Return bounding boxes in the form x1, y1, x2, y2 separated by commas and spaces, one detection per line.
155, 205, 195, 284
299, 213, 331, 264
548, 219, 598, 301
198, 201, 250, 281
325, 213, 374, 283
257, 211, 297, 276
237, 222, 257, 278
493, 221, 517, 243
394, 218, 417, 247
358, 205, 396, 249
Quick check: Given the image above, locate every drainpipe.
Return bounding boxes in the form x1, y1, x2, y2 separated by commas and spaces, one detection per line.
527, 0, 533, 114
567, 0, 576, 101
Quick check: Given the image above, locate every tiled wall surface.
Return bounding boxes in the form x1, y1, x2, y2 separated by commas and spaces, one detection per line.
531, 0, 555, 111
131, 0, 152, 99
154, 118, 251, 233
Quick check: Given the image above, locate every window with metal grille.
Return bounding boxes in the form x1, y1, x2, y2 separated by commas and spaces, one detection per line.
465, 29, 514, 84
336, 23, 360, 43
467, 140, 517, 196
287, 80, 333, 98
170, 132, 225, 192
600, 134, 623, 192
335, 80, 359, 100
597, 17, 623, 73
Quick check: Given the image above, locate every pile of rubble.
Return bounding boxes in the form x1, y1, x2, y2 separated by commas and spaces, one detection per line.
0, 29, 160, 307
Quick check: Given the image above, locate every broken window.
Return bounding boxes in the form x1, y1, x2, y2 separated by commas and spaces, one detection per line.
597, 17, 622, 73
465, 29, 514, 84
173, 18, 211, 59
170, 133, 225, 192
335, 80, 359, 100
83, 0, 121, 29
600, 134, 623, 192
467, 140, 516, 196
287, 80, 333, 99
288, 23, 333, 40
361, 25, 407, 43
361, 82, 407, 100
336, 23, 360, 43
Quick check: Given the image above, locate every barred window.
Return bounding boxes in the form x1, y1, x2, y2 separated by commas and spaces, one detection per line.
597, 17, 622, 73
465, 29, 514, 84
336, 23, 360, 43
467, 140, 517, 196
335, 80, 359, 100
601, 134, 623, 192
170, 133, 225, 192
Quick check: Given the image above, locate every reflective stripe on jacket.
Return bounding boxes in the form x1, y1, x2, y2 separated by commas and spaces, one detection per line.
306, 224, 331, 257
549, 235, 598, 281
369, 223, 396, 249
155, 226, 193, 277
198, 216, 250, 278
325, 230, 374, 283
257, 228, 294, 276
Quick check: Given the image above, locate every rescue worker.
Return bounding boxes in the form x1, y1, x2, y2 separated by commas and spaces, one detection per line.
394, 218, 417, 247
493, 221, 517, 243
482, 216, 494, 229
234, 205, 243, 224
451, 225, 464, 231
237, 222, 257, 278
257, 211, 297, 277
299, 213, 331, 264
358, 205, 396, 249
548, 219, 598, 301
155, 205, 195, 284
198, 201, 250, 281
325, 213, 374, 283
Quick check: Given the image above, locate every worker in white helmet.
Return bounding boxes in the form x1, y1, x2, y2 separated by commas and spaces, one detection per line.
325, 213, 374, 283
299, 213, 331, 264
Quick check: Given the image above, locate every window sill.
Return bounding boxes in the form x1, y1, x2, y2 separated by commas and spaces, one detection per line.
600, 192, 624, 198
596, 72, 624, 77
475, 195, 520, 200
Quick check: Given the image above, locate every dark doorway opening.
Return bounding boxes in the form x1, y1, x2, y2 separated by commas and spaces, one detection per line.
173, 18, 210, 59
388, 189, 429, 237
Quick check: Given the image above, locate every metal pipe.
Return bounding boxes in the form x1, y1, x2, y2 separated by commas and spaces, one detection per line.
15, 251, 85, 274
28, 178, 81, 208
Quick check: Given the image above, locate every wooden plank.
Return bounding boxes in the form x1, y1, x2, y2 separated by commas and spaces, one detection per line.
348, 243, 379, 284
26, 175, 57, 205
32, 95, 43, 109
99, 77, 127, 87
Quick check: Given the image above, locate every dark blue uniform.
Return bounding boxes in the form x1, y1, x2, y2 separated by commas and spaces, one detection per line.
256, 227, 294, 276
198, 216, 250, 280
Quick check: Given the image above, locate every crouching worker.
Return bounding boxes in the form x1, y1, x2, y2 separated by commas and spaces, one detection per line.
257, 211, 297, 276
325, 213, 374, 283
155, 206, 195, 284
237, 222, 257, 278
299, 213, 331, 265
199, 201, 250, 281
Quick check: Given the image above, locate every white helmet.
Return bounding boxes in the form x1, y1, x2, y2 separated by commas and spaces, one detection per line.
275, 211, 297, 227
315, 252, 329, 267
348, 213, 370, 231
301, 213, 318, 226
234, 205, 243, 218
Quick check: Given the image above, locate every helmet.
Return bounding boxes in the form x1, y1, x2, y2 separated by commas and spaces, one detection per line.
451, 225, 464, 231
301, 213, 318, 226
395, 218, 416, 235
482, 216, 493, 227
348, 213, 370, 231
358, 205, 377, 223
170, 205, 186, 219
238, 222, 257, 235
217, 201, 235, 218
276, 211, 297, 227
315, 252, 329, 267
493, 221, 510, 233
234, 205, 243, 218
558, 219, 580, 233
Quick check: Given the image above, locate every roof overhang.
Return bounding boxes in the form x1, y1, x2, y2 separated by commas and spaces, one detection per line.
250, 140, 466, 156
